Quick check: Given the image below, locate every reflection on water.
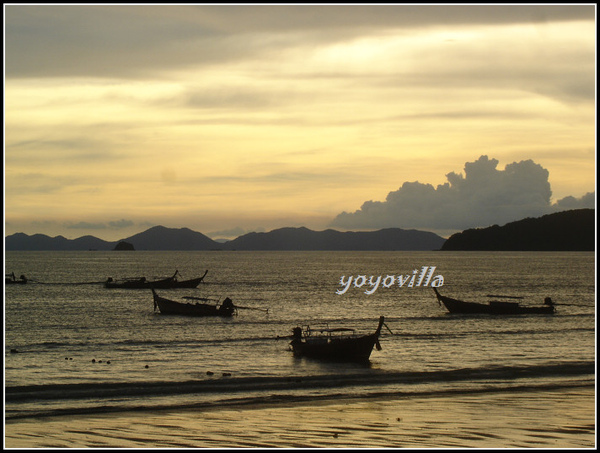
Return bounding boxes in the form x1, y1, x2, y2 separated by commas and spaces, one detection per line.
4, 387, 596, 448
4, 250, 596, 447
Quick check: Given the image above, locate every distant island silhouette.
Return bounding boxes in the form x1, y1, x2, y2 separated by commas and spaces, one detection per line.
5, 226, 445, 251
113, 241, 135, 251
4, 209, 595, 251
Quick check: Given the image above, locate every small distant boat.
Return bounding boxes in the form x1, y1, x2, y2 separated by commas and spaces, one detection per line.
105, 270, 208, 289
5, 273, 27, 285
290, 316, 385, 362
152, 288, 236, 317
433, 288, 555, 315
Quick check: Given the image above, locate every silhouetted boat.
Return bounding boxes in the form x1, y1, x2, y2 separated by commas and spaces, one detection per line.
290, 316, 385, 362
169, 270, 209, 288
433, 288, 555, 315
152, 288, 236, 317
5, 273, 27, 285
105, 270, 208, 289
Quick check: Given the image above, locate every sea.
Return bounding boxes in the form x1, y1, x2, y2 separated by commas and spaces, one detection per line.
4, 250, 596, 423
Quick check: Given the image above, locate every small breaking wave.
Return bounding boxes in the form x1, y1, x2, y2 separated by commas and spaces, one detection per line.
5, 360, 594, 420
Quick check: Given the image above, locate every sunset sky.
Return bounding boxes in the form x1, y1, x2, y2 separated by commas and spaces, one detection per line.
4, 4, 596, 241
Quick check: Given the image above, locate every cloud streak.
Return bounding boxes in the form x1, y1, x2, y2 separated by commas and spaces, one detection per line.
5, 5, 594, 80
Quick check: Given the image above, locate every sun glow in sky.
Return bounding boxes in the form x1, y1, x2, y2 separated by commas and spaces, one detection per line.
4, 4, 596, 240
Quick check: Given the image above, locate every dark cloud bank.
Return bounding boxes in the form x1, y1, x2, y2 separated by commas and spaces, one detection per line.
330, 155, 595, 232
5, 5, 594, 80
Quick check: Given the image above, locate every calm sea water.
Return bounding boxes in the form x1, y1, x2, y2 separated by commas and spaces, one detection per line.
4, 251, 596, 419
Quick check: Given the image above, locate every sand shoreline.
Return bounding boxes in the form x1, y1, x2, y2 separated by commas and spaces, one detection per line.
4, 385, 596, 449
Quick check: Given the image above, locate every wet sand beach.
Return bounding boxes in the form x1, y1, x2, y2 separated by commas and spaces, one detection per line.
5, 385, 595, 449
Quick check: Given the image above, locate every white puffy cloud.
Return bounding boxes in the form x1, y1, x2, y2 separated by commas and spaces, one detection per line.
330, 155, 593, 231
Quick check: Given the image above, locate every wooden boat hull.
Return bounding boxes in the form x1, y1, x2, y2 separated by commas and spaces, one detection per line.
105, 270, 208, 289
290, 316, 384, 362
170, 277, 207, 288
433, 288, 555, 315
152, 288, 234, 317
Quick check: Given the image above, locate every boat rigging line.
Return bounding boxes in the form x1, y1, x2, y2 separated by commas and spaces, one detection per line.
383, 321, 398, 336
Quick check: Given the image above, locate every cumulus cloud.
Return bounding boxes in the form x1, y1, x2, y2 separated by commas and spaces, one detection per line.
553, 192, 595, 210
330, 155, 594, 232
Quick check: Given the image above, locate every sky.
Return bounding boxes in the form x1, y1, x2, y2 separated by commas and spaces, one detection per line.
4, 4, 596, 241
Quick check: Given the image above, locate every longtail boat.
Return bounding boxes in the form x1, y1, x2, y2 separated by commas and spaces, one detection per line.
433, 288, 555, 315
151, 288, 236, 317
5, 273, 27, 285
290, 316, 385, 362
105, 270, 208, 289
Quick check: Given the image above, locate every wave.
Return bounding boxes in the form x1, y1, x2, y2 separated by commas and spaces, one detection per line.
6, 360, 594, 413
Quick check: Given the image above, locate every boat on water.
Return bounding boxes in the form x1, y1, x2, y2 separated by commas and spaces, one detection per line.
163, 270, 208, 288
105, 270, 208, 289
5, 273, 27, 285
433, 288, 555, 315
152, 288, 236, 317
290, 316, 385, 362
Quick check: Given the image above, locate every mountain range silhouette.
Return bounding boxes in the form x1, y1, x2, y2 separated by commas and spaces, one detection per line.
5, 209, 594, 251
